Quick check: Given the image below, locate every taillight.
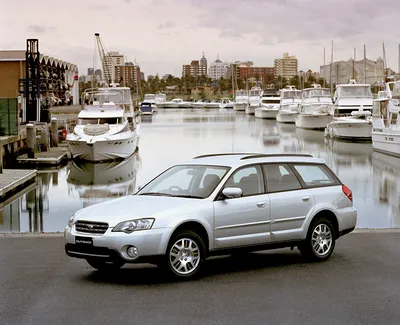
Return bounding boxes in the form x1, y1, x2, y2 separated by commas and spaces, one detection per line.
342, 184, 353, 202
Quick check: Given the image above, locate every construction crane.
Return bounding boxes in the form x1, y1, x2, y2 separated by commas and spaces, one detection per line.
95, 33, 112, 86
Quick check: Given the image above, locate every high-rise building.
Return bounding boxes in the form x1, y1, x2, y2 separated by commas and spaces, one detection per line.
274, 53, 298, 79
182, 53, 208, 78
320, 57, 385, 85
114, 64, 140, 90
208, 55, 231, 80
102, 51, 125, 82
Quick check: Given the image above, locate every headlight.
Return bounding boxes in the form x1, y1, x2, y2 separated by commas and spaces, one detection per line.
112, 218, 154, 234
68, 216, 76, 227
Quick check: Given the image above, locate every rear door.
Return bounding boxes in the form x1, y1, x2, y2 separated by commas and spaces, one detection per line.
263, 163, 314, 242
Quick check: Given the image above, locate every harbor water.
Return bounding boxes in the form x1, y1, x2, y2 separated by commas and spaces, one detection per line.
1, 109, 399, 233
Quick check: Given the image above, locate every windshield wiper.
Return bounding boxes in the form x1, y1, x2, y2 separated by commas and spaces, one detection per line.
174, 194, 203, 199
139, 192, 174, 197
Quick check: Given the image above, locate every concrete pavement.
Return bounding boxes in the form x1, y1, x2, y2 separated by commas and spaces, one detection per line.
0, 231, 399, 325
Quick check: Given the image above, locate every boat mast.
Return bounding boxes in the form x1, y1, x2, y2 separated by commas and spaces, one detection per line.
352, 48, 356, 80
364, 44, 367, 84
323, 47, 326, 88
329, 40, 333, 94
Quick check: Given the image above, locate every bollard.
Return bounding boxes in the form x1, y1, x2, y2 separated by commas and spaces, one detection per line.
40, 124, 50, 152
0, 140, 3, 173
50, 117, 58, 147
26, 123, 36, 158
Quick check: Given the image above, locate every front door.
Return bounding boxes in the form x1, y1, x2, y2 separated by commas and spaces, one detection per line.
213, 165, 271, 249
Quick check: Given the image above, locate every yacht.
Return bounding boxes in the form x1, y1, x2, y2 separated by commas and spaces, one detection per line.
372, 82, 400, 157
220, 98, 233, 109
163, 98, 184, 108
245, 86, 263, 115
191, 99, 207, 108
276, 86, 302, 123
178, 100, 193, 108
142, 93, 157, 112
204, 100, 221, 109
324, 81, 374, 141
295, 84, 334, 130
155, 93, 166, 108
255, 90, 281, 119
234, 90, 248, 111
66, 85, 141, 162
224, 99, 234, 109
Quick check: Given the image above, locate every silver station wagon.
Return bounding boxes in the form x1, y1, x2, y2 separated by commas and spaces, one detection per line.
65, 153, 357, 279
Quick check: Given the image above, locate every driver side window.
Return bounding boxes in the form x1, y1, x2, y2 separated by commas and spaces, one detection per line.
224, 165, 264, 197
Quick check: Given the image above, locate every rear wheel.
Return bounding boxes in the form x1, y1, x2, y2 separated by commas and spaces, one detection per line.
86, 258, 125, 271
300, 217, 336, 261
159, 230, 205, 279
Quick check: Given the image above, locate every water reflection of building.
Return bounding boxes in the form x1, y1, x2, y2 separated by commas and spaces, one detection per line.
67, 154, 140, 208
371, 152, 400, 227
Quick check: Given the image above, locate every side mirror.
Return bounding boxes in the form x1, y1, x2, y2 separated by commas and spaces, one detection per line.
222, 187, 242, 199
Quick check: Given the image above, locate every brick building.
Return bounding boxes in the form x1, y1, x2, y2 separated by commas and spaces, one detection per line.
114, 63, 140, 89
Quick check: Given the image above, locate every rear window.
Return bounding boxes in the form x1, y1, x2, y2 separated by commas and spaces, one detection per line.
292, 164, 337, 187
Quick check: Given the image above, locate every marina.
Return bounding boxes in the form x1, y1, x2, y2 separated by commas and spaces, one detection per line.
0, 109, 399, 233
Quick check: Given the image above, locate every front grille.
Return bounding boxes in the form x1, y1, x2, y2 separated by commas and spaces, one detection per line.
75, 220, 109, 234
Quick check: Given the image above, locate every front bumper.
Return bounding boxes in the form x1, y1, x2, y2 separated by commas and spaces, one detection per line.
64, 225, 168, 263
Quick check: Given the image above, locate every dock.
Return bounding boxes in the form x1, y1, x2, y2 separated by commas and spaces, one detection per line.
0, 169, 37, 199
17, 147, 70, 166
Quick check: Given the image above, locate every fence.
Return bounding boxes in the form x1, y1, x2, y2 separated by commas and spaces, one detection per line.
0, 98, 18, 136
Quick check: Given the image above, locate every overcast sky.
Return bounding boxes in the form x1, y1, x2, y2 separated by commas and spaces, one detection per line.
1, 0, 399, 77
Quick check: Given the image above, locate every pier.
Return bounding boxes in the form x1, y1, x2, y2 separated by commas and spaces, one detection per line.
0, 169, 37, 199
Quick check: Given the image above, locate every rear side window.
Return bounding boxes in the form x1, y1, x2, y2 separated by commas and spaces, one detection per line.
263, 164, 302, 193
292, 164, 336, 187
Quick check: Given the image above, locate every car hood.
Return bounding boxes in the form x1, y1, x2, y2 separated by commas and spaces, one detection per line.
74, 195, 202, 227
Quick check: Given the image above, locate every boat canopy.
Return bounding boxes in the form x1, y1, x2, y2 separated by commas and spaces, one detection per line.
302, 88, 331, 98
281, 90, 302, 99
236, 90, 248, 96
336, 85, 372, 98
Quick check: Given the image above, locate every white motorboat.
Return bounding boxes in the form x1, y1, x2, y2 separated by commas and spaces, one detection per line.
295, 84, 334, 130
220, 98, 233, 108
178, 100, 193, 108
155, 93, 166, 108
66, 154, 140, 208
276, 86, 302, 123
324, 107, 372, 141
163, 98, 183, 108
224, 99, 234, 109
245, 86, 263, 115
372, 82, 400, 157
234, 90, 248, 111
204, 100, 221, 109
143, 93, 157, 112
333, 79, 373, 114
192, 99, 206, 108
255, 95, 281, 119
324, 81, 374, 141
67, 85, 141, 162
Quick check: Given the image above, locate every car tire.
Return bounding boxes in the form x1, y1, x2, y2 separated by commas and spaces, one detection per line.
86, 258, 125, 271
299, 217, 336, 262
159, 230, 206, 279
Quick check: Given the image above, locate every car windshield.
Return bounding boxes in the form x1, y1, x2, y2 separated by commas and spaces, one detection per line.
137, 165, 230, 199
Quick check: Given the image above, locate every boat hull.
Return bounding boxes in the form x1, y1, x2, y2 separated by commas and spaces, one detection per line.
234, 103, 246, 111
67, 132, 138, 162
372, 129, 400, 157
245, 105, 258, 115
255, 108, 278, 119
325, 120, 372, 141
295, 114, 333, 130
277, 111, 298, 123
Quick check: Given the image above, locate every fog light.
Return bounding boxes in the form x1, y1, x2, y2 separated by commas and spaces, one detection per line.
126, 246, 138, 258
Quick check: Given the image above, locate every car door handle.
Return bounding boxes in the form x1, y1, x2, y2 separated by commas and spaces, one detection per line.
302, 196, 311, 202
257, 202, 266, 208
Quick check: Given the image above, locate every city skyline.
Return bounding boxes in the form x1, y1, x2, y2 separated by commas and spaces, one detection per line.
1, 0, 400, 77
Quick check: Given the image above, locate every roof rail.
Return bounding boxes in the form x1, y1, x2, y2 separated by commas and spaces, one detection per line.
240, 153, 313, 160
193, 153, 258, 159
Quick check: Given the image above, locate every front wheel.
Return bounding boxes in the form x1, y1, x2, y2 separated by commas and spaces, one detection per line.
159, 230, 206, 279
86, 258, 125, 271
299, 218, 336, 261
